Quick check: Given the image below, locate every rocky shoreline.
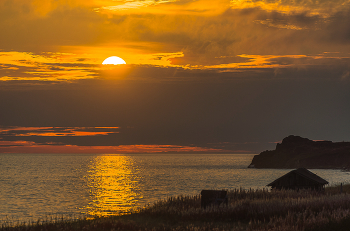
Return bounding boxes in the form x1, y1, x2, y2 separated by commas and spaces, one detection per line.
248, 135, 350, 169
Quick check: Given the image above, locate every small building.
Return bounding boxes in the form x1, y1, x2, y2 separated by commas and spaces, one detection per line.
267, 168, 328, 190
201, 190, 228, 209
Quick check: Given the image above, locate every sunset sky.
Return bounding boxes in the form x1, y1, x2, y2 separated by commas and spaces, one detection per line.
1, 0, 350, 154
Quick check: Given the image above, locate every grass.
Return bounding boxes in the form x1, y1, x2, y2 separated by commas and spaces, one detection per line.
2, 184, 350, 231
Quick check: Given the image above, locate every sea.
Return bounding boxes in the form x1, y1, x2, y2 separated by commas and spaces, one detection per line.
1, 153, 350, 224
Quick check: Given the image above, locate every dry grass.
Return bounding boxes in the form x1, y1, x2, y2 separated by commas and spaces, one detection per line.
2, 184, 350, 231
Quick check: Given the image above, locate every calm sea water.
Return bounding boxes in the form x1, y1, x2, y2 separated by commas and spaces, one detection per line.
1, 153, 350, 223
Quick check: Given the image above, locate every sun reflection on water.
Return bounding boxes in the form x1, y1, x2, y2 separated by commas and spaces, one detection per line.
82, 155, 142, 217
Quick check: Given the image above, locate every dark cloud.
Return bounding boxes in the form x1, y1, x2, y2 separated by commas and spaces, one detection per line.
0, 126, 119, 137
2, 64, 350, 152
104, 7, 350, 65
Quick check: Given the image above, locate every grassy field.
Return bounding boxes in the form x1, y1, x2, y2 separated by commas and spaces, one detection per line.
2, 185, 350, 231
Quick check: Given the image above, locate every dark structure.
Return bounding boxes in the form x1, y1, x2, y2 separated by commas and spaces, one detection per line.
200, 190, 228, 209
267, 168, 328, 190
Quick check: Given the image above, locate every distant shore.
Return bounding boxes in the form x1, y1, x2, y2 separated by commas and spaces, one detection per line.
249, 135, 350, 169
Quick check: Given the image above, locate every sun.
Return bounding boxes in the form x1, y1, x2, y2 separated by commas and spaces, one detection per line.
102, 56, 126, 65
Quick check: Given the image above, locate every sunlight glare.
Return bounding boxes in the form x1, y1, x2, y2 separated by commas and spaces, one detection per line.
83, 155, 141, 217
102, 56, 126, 65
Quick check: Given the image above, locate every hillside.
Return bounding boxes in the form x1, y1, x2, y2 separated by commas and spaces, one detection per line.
248, 135, 350, 169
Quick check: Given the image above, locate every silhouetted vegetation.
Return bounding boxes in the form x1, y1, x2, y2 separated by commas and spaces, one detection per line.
2, 184, 350, 231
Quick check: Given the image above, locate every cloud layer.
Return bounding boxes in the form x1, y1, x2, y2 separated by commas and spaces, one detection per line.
2, 0, 350, 153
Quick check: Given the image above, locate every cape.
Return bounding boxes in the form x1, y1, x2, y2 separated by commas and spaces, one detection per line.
248, 135, 350, 169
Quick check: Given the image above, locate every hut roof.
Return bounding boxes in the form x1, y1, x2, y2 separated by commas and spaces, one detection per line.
267, 168, 329, 186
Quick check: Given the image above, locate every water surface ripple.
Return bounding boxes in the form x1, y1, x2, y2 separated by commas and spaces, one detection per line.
1, 153, 350, 223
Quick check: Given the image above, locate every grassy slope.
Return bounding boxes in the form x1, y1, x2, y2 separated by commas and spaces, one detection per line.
3, 185, 350, 231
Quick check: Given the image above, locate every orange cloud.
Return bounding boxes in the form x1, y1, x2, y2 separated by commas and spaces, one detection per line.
0, 51, 100, 81
1, 0, 350, 84
0, 126, 120, 137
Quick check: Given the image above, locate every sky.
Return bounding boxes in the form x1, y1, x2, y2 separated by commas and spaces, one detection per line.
1, 0, 350, 154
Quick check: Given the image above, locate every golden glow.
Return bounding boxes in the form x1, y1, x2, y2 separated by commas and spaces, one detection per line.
99, 0, 176, 11
1, 0, 348, 83
1, 49, 349, 82
0, 48, 184, 81
25, 0, 231, 16
95, 0, 228, 15
83, 155, 141, 216
64, 44, 184, 66
102, 56, 126, 65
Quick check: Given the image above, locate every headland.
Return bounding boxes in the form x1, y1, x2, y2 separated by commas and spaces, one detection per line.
248, 135, 350, 169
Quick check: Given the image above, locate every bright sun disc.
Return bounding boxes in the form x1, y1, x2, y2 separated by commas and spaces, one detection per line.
102, 56, 126, 65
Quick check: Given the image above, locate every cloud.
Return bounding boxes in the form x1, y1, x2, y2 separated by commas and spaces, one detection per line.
89, 7, 350, 67
3, 0, 350, 155
0, 51, 101, 81
2, 59, 350, 153
0, 141, 226, 153
99, 0, 177, 11
230, 0, 350, 16
2, 0, 350, 72
0, 126, 120, 137
0, 2, 103, 51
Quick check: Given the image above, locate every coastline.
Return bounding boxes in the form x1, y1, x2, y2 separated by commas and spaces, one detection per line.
2, 184, 350, 231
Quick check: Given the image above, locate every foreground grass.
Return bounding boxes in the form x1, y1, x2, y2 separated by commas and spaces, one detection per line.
2, 185, 350, 231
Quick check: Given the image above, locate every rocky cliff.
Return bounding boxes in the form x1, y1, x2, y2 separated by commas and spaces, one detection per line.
248, 135, 350, 169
